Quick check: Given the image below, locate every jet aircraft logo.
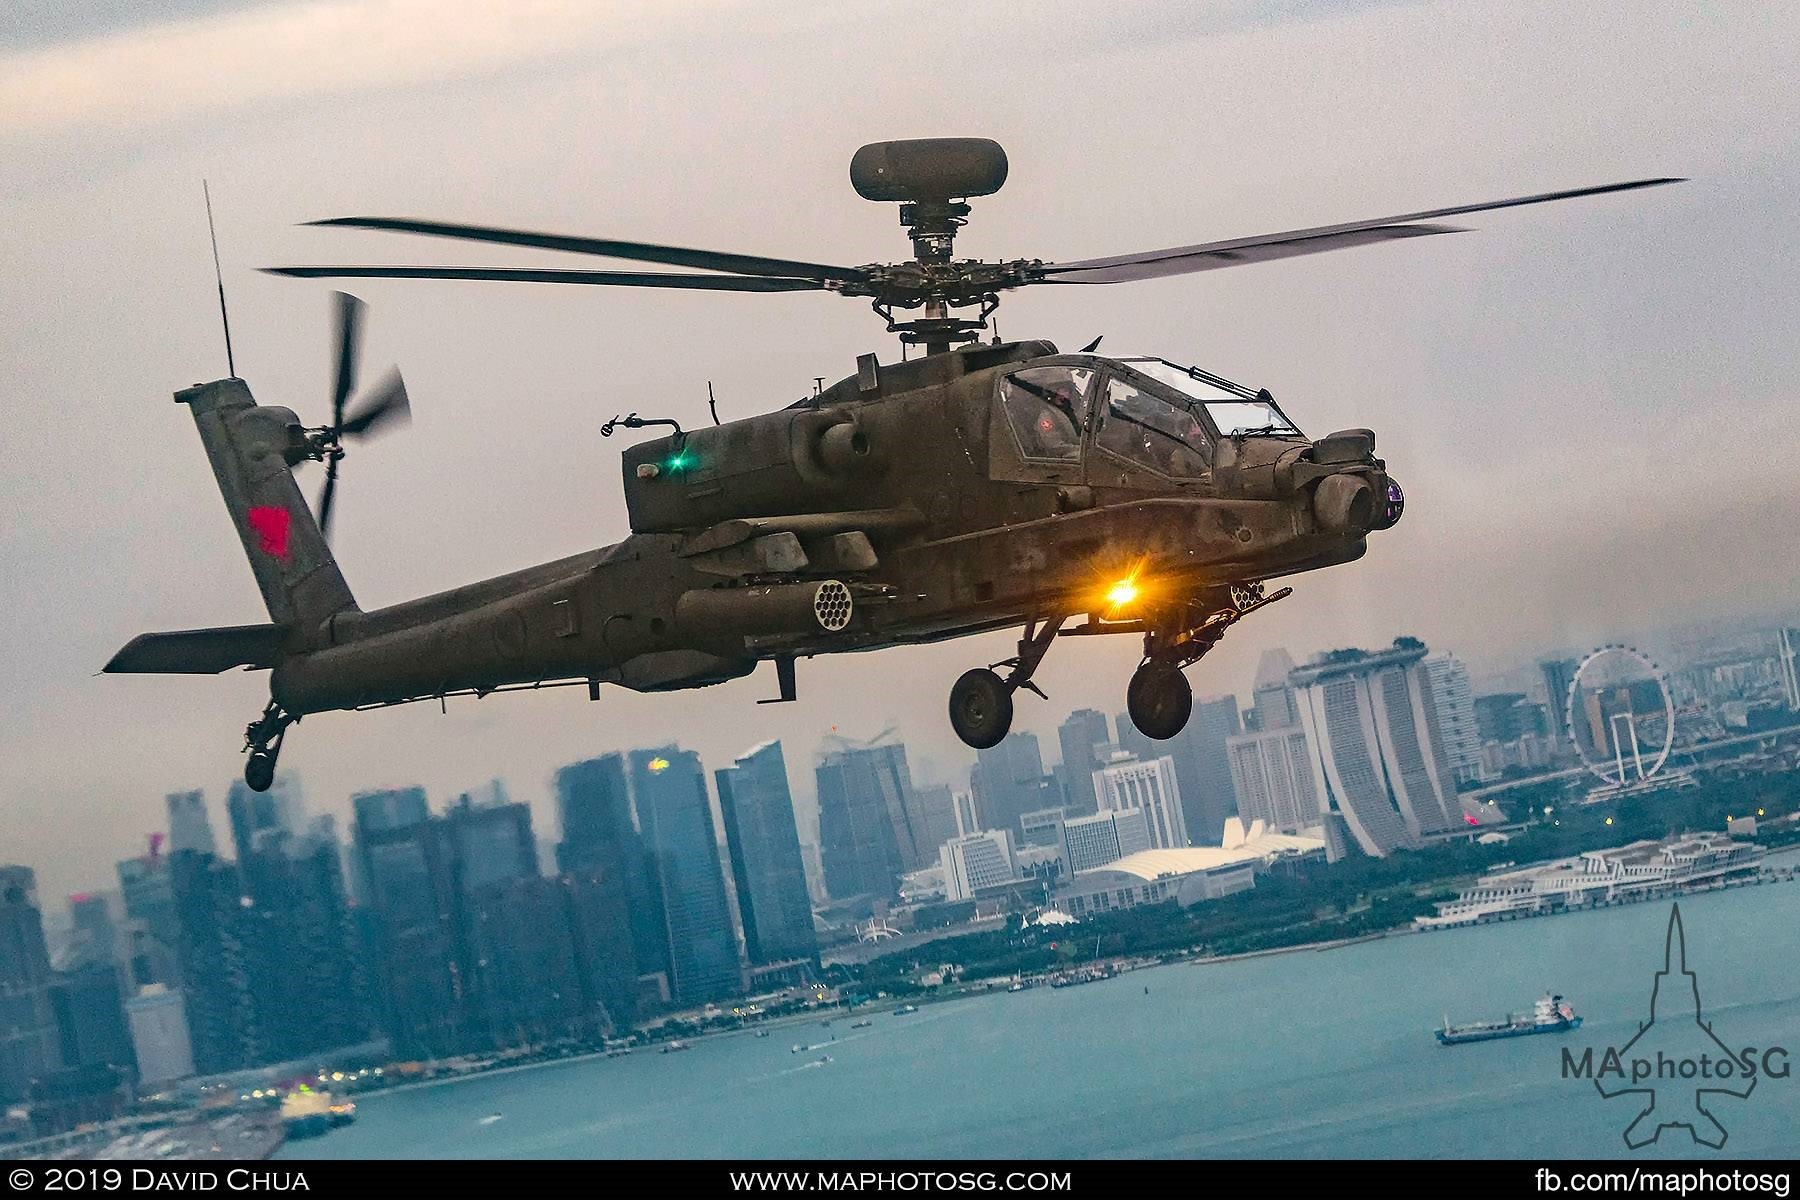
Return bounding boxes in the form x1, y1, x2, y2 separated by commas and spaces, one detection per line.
1562, 904, 1789, 1149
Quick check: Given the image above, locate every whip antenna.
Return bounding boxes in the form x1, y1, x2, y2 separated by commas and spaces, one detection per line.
203, 180, 237, 377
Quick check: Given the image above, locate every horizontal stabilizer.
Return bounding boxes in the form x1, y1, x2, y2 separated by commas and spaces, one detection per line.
104, 624, 285, 674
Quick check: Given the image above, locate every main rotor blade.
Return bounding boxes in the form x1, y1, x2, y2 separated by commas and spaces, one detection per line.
317, 458, 340, 543
330, 291, 365, 425
305, 216, 866, 284
265, 265, 827, 292
1040, 177, 1684, 284
339, 367, 410, 439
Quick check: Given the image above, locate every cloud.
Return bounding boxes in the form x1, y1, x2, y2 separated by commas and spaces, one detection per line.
0, 0, 742, 136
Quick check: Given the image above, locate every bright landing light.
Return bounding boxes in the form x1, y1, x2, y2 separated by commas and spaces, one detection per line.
1105, 579, 1139, 609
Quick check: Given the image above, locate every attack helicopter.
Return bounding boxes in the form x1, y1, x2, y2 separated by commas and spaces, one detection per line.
105, 139, 1679, 790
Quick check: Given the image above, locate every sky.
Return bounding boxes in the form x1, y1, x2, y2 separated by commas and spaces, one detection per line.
3, 0, 1796, 900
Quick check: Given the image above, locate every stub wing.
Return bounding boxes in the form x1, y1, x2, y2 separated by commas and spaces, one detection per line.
104, 624, 285, 674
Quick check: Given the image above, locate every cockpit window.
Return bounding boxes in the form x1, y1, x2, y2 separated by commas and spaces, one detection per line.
998, 366, 1094, 463
1096, 377, 1210, 477
1112, 357, 1301, 437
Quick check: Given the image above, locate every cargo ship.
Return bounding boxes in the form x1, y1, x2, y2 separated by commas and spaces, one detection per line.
1435, 993, 1581, 1045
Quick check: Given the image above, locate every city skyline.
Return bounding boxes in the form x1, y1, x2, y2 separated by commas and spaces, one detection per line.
25, 607, 1798, 904
5, 0, 1800, 903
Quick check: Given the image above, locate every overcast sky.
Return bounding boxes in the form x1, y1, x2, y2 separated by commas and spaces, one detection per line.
3, 0, 1796, 900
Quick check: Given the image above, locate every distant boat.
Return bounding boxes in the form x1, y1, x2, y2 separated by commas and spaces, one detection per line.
755, 1030, 771, 1038
851, 1019, 872, 1029
895, 1003, 919, 1014
478, 1113, 504, 1126
1437, 994, 1581, 1046
661, 1040, 689, 1054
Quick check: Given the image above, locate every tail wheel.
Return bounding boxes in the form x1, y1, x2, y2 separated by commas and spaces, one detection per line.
244, 751, 277, 793
949, 668, 1014, 749
1127, 663, 1192, 740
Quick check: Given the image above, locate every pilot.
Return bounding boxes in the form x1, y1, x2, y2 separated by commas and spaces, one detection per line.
1027, 377, 1084, 457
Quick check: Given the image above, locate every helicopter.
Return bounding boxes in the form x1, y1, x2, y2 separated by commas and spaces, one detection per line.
104, 138, 1679, 791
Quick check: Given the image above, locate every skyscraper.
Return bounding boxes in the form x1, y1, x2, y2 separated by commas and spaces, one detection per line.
630, 748, 742, 1006
715, 742, 819, 970
0, 867, 59, 1103
236, 826, 373, 1061
1251, 648, 1301, 732
972, 731, 1058, 839
554, 754, 667, 992
1055, 709, 1112, 816
939, 831, 1017, 902
1062, 809, 1150, 874
1292, 639, 1464, 859
951, 791, 981, 837
815, 740, 915, 902
226, 773, 302, 863
1180, 695, 1243, 844
164, 791, 216, 856
1777, 628, 1799, 711
167, 850, 258, 1073
1093, 754, 1189, 849
117, 846, 180, 988
1225, 726, 1321, 835
1424, 651, 1486, 784
352, 787, 430, 835
124, 985, 193, 1086
65, 894, 117, 970
1540, 657, 1580, 742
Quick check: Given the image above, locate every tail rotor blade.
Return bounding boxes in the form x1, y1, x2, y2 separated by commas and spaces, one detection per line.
339, 367, 410, 439
329, 291, 365, 427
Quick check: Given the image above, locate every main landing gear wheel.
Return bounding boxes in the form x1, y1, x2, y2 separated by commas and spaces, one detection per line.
1127, 662, 1192, 740
949, 667, 1014, 749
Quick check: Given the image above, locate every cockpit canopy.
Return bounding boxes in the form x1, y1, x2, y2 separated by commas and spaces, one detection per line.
994, 354, 1300, 482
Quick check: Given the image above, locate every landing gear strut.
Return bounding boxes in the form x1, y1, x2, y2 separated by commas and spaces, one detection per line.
948, 614, 1065, 749
1126, 583, 1292, 740
242, 700, 297, 792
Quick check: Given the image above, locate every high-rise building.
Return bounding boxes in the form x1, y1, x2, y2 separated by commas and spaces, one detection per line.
1225, 726, 1321, 834
1018, 808, 1070, 882
630, 748, 742, 1006
354, 811, 463, 1056
464, 874, 588, 1047
1777, 628, 1799, 711
1062, 809, 1151, 874
117, 847, 180, 988
125, 985, 193, 1086
815, 740, 915, 902
226, 773, 302, 863
1251, 648, 1301, 732
0, 867, 60, 1103
164, 791, 216, 856
1540, 657, 1580, 741
1474, 693, 1535, 745
1093, 753, 1188, 849
1292, 639, 1464, 859
352, 787, 429, 834
554, 754, 667, 994
48, 964, 135, 1075
167, 850, 258, 1073
973, 732, 1062, 839
1424, 652, 1486, 784
1055, 710, 1112, 816
940, 831, 1017, 902
951, 791, 981, 837
65, 894, 117, 971
1181, 696, 1243, 844
236, 827, 372, 1061
902, 784, 960, 870
715, 742, 818, 970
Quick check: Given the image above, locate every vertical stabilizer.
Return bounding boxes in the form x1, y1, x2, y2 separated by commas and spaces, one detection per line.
176, 378, 356, 629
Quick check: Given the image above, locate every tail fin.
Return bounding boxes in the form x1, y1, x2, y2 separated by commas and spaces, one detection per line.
176, 377, 356, 629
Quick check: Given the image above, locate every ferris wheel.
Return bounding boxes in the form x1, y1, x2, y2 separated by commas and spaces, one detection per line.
1563, 644, 1676, 787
